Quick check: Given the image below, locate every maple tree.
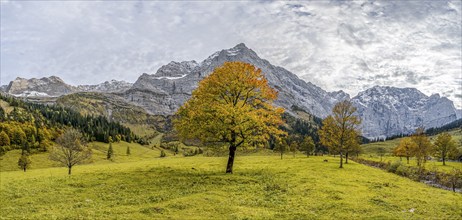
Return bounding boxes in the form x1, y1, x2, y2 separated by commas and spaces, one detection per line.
174, 62, 285, 173
393, 137, 416, 164
433, 132, 457, 166
410, 127, 433, 169
318, 100, 361, 168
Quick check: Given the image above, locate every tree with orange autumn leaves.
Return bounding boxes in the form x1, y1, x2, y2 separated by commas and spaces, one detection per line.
318, 100, 361, 168
174, 62, 286, 173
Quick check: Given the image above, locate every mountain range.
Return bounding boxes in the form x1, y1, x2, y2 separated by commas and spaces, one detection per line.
2, 43, 460, 139
4, 77, 132, 96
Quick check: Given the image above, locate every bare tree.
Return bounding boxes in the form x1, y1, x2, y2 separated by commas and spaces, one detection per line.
49, 128, 92, 175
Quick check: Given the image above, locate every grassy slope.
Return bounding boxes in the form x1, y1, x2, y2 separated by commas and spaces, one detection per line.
0, 141, 163, 172
362, 129, 462, 155
1, 155, 461, 219
361, 129, 462, 173
56, 92, 166, 137
362, 155, 462, 173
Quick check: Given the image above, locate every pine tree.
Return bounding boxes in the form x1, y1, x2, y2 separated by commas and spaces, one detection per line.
107, 143, 114, 160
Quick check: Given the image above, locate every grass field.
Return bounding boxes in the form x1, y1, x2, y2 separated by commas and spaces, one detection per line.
361, 129, 462, 155
1, 155, 461, 219
360, 129, 462, 173
360, 155, 462, 173
0, 141, 163, 172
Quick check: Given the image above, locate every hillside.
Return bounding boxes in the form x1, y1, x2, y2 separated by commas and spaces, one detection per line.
56, 92, 170, 136
361, 129, 462, 155
1, 155, 461, 219
0, 141, 162, 172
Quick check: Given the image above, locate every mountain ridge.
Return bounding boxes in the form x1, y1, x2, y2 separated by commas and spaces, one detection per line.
4, 76, 133, 96
3, 43, 460, 138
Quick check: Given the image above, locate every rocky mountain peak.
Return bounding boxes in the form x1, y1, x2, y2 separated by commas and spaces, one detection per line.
77, 80, 133, 93
6, 76, 76, 97
328, 90, 350, 101
352, 86, 457, 138
127, 43, 345, 118
155, 61, 199, 78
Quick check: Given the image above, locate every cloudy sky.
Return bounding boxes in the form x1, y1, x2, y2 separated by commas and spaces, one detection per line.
1, 1, 461, 107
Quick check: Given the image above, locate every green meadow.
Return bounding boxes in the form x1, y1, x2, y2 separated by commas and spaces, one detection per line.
1, 152, 461, 219
361, 129, 462, 173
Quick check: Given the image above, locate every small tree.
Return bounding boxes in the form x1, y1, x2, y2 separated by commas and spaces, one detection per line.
275, 139, 287, 159
107, 143, 114, 160
160, 150, 166, 158
444, 168, 462, 192
49, 128, 92, 175
318, 100, 361, 168
126, 146, 131, 156
18, 153, 31, 172
393, 137, 416, 164
410, 127, 433, 169
377, 147, 386, 161
115, 134, 122, 143
433, 132, 457, 165
290, 141, 298, 158
301, 136, 315, 157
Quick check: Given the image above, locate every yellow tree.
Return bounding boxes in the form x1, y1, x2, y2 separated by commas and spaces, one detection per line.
433, 132, 457, 165
318, 100, 361, 168
410, 127, 433, 169
174, 62, 285, 173
393, 137, 416, 164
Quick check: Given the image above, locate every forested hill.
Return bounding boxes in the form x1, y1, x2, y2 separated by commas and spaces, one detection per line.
0, 93, 139, 155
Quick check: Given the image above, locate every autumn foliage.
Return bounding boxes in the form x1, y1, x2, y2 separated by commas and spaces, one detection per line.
174, 62, 285, 173
318, 100, 361, 168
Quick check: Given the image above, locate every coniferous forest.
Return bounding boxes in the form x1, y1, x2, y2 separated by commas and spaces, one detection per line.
0, 94, 138, 155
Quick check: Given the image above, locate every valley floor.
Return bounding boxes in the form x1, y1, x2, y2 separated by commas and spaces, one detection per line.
1, 155, 461, 219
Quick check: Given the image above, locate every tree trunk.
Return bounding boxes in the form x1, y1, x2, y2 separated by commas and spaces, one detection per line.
406, 156, 409, 164
23, 167, 26, 172
226, 145, 236, 173
339, 152, 343, 168
443, 157, 446, 166
345, 152, 349, 164
68, 166, 72, 175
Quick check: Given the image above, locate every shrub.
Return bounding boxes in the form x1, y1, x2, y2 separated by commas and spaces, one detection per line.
387, 160, 402, 173
160, 150, 166, 158
395, 165, 409, 177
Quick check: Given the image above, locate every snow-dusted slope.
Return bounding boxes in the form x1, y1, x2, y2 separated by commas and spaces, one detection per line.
352, 86, 458, 138
5, 77, 133, 97
78, 80, 133, 93
6, 76, 77, 97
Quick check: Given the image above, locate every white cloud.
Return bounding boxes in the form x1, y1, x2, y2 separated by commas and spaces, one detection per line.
1, 1, 461, 108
